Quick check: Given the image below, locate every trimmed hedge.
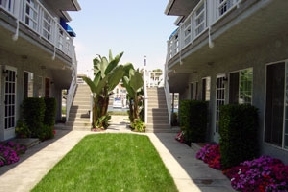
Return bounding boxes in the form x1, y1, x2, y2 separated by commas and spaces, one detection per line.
23, 97, 45, 138
44, 97, 56, 126
22, 97, 56, 141
218, 104, 259, 169
179, 100, 208, 145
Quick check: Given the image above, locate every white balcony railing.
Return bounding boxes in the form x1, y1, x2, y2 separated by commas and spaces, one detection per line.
167, 0, 241, 60
0, 0, 74, 58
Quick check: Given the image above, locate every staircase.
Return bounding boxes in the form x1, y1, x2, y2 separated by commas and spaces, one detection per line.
63, 85, 177, 133
145, 87, 177, 133
65, 84, 92, 131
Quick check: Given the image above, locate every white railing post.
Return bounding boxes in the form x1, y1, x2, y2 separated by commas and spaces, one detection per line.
90, 94, 94, 123
164, 41, 172, 125
143, 56, 148, 124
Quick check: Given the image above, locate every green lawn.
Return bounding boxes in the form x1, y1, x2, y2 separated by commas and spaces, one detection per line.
32, 133, 178, 192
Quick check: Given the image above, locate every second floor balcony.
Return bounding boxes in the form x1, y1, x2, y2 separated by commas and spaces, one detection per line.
0, 0, 76, 60
166, 0, 288, 76
0, 0, 79, 88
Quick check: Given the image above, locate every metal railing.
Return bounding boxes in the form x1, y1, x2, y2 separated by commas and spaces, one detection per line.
65, 54, 77, 121
167, 0, 241, 59
0, 0, 74, 58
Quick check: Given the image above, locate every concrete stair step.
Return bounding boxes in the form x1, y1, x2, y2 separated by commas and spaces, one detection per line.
70, 108, 90, 113
72, 126, 91, 131
66, 120, 91, 127
69, 113, 90, 119
148, 104, 168, 108
145, 128, 179, 133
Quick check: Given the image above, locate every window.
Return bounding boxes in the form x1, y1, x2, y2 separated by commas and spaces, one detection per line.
25, 0, 38, 30
194, 2, 205, 36
218, 0, 234, 17
24, 72, 33, 98
265, 62, 288, 149
229, 68, 253, 104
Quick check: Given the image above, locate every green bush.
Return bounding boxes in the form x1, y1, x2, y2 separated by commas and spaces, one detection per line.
44, 97, 56, 127
23, 98, 45, 138
131, 119, 145, 132
179, 100, 208, 145
218, 104, 259, 169
15, 119, 31, 138
22, 97, 56, 141
37, 124, 54, 141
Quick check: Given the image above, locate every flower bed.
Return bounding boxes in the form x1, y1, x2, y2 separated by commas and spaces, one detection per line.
196, 144, 288, 192
0, 141, 27, 167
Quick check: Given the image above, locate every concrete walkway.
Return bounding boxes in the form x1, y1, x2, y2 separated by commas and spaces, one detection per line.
0, 116, 235, 192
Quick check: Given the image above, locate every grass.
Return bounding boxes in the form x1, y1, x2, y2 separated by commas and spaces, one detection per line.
31, 133, 178, 192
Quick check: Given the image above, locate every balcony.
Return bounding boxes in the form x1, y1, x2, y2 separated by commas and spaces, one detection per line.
166, 0, 288, 93
0, 0, 74, 58
0, 0, 78, 88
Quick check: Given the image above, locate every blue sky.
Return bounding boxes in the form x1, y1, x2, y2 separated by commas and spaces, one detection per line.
69, 0, 177, 74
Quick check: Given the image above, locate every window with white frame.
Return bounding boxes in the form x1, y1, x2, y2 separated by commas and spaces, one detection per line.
265, 62, 288, 149
25, 0, 39, 30
194, 2, 205, 36
218, 0, 235, 17
24, 71, 34, 98
229, 68, 253, 104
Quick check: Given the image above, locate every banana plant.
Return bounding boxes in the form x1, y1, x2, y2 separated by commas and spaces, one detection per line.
122, 66, 144, 122
82, 50, 125, 129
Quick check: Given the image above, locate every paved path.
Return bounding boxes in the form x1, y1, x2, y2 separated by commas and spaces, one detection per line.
0, 116, 234, 192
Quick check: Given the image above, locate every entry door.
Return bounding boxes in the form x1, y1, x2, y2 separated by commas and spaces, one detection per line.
4, 66, 17, 139
214, 74, 226, 142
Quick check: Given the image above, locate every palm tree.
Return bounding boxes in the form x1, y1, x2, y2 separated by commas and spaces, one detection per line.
122, 66, 144, 122
82, 50, 125, 129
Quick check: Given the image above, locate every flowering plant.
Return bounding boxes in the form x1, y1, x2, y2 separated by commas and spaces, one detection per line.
0, 141, 26, 167
222, 156, 288, 192
196, 144, 288, 192
195, 144, 221, 169
175, 131, 185, 143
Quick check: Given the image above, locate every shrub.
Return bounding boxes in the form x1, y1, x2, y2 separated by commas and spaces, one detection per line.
218, 104, 259, 169
37, 124, 54, 141
15, 119, 31, 138
23, 98, 45, 138
179, 100, 208, 145
131, 119, 145, 132
44, 97, 56, 127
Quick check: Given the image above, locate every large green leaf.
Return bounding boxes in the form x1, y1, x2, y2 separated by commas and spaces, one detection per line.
82, 76, 97, 94
106, 51, 123, 74
108, 66, 124, 91
122, 76, 134, 97
130, 71, 144, 92
95, 75, 109, 96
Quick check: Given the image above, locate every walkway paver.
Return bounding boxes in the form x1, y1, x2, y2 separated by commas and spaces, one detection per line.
0, 116, 235, 192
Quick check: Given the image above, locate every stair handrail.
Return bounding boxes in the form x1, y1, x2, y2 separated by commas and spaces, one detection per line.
143, 57, 148, 124
65, 52, 77, 121
164, 41, 172, 125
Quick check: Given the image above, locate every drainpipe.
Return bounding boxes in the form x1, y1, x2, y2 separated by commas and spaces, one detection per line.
237, 0, 242, 9
12, 1, 21, 41
179, 23, 183, 65
51, 17, 58, 60
208, 26, 214, 48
